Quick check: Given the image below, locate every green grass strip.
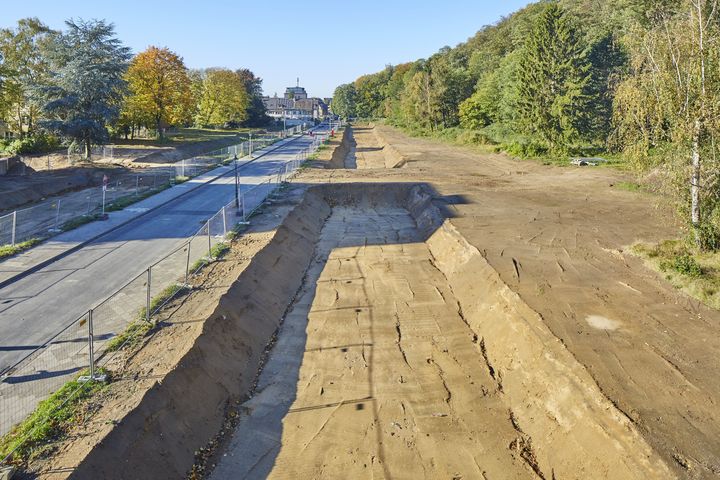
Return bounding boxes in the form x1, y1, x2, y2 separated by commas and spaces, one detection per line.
0, 238, 42, 260
0, 370, 108, 465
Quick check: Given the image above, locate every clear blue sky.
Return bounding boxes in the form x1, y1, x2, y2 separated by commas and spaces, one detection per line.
2, 1, 532, 98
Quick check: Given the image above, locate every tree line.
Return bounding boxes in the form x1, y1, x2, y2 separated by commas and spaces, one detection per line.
333, 0, 720, 250
0, 18, 270, 157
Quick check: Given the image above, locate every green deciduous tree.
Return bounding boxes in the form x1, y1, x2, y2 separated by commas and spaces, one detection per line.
400, 62, 439, 131
355, 68, 392, 118
614, 0, 720, 248
0, 18, 56, 137
236, 68, 270, 127
123, 46, 194, 140
516, 4, 592, 150
195, 69, 248, 127
39, 19, 130, 159
331, 83, 357, 119
427, 50, 474, 128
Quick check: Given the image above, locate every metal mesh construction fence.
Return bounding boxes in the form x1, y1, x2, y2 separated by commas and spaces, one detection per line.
0, 133, 288, 249
0, 125, 340, 462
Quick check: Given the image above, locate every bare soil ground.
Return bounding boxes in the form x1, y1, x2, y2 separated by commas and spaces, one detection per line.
0, 133, 241, 212
295, 126, 720, 478
21, 124, 720, 479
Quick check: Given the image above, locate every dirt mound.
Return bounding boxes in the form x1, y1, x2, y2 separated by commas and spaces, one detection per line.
350, 126, 406, 169
133, 136, 241, 165
0, 168, 99, 212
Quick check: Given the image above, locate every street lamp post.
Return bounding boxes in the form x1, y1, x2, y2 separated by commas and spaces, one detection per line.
283, 107, 287, 138
234, 155, 239, 210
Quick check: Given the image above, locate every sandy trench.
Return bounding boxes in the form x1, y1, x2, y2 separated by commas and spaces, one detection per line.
210, 205, 532, 479
208, 184, 671, 480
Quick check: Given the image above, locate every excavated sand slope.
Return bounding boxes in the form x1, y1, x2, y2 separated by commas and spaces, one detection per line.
70, 190, 332, 479
349, 126, 406, 169
209, 184, 671, 479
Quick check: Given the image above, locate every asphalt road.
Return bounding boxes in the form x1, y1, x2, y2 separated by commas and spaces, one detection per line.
0, 127, 328, 373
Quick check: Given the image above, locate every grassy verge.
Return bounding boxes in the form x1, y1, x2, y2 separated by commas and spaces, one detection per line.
105, 182, 174, 213
189, 242, 231, 273
139, 283, 190, 321
106, 282, 191, 353
104, 320, 153, 353
0, 370, 108, 465
225, 223, 249, 241
0, 238, 42, 260
61, 213, 105, 231
614, 181, 645, 193
632, 240, 720, 309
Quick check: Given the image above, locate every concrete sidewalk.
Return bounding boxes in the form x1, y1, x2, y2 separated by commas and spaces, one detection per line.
0, 135, 300, 288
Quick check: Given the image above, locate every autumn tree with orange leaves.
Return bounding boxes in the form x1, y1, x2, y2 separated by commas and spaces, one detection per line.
123, 46, 194, 139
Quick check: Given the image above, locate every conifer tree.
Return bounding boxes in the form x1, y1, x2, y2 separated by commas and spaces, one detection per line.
39, 19, 130, 159
516, 4, 591, 150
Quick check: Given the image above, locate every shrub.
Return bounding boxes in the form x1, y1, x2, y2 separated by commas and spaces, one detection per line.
455, 129, 493, 145
5, 133, 60, 155
660, 253, 703, 278
502, 141, 548, 158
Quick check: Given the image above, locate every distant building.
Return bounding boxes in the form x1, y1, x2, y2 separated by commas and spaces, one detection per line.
285, 78, 308, 100
0, 120, 14, 139
262, 80, 330, 125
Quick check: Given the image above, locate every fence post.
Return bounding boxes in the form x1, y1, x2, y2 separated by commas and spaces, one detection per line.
79, 309, 106, 383
55, 200, 62, 231
88, 309, 95, 379
146, 267, 152, 323
240, 192, 248, 224
222, 206, 227, 237
207, 221, 212, 258
185, 240, 191, 284
11, 211, 16, 246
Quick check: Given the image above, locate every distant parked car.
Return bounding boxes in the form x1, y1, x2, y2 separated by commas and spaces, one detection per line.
223, 121, 239, 129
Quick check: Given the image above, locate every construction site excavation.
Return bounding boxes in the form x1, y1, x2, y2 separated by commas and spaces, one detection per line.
8, 2, 720, 479
6, 124, 720, 480
207, 183, 669, 479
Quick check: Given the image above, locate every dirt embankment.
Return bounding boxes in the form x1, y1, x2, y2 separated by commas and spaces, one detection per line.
350, 125, 406, 169
0, 166, 121, 212
61, 191, 328, 479
324, 126, 356, 169
0, 135, 243, 212
132, 135, 242, 166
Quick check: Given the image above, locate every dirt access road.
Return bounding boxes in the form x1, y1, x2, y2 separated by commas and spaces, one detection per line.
32, 125, 719, 479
